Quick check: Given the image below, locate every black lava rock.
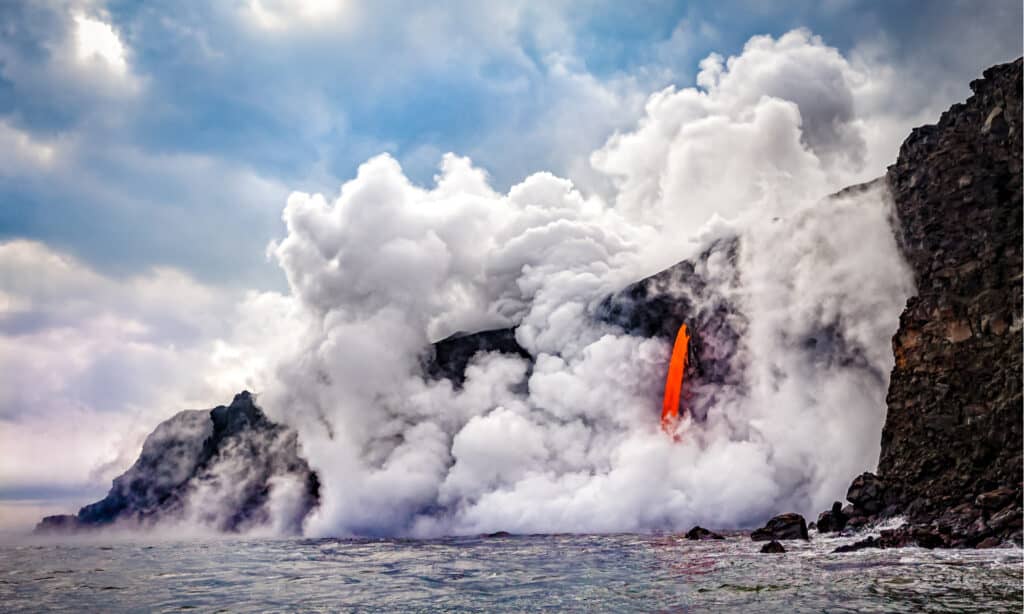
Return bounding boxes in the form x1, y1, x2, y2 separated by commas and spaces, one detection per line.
760, 540, 786, 553
874, 58, 1023, 543
816, 501, 848, 534
846, 473, 885, 515
685, 526, 725, 540
424, 329, 532, 387
751, 513, 809, 541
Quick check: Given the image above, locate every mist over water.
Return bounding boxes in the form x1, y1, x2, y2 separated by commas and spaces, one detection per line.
204, 29, 917, 538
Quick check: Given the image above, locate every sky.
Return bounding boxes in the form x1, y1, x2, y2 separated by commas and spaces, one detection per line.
0, 0, 1020, 534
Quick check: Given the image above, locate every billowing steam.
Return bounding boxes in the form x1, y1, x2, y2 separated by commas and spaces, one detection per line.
230, 29, 915, 537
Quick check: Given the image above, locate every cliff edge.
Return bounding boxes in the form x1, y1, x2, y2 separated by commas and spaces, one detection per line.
817, 58, 1022, 549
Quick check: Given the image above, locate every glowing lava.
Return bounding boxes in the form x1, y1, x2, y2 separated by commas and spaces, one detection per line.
661, 323, 690, 436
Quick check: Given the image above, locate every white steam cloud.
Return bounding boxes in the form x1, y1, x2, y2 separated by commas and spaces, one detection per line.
0, 29, 918, 537
239, 29, 915, 536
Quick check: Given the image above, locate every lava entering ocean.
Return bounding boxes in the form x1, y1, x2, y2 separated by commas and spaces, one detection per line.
661, 323, 690, 437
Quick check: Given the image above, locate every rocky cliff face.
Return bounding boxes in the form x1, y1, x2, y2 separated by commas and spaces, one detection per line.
36, 392, 320, 535
877, 58, 1023, 541
816, 59, 1022, 549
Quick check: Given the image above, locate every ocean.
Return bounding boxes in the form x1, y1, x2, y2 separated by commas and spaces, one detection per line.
1, 533, 1021, 612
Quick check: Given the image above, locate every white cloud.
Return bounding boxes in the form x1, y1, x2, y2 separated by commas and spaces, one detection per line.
72, 13, 128, 75
0, 240, 290, 499
244, 0, 355, 32
0, 120, 58, 174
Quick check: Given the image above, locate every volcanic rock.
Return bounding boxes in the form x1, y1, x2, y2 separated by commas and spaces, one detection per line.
833, 536, 880, 553
975, 487, 1016, 511
685, 526, 725, 540
846, 473, 885, 515
816, 501, 848, 534
36, 392, 319, 535
832, 526, 948, 553
750, 513, 809, 541
424, 328, 532, 387
760, 540, 786, 554
871, 57, 1023, 543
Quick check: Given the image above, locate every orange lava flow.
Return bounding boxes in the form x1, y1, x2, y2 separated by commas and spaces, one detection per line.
661, 323, 690, 436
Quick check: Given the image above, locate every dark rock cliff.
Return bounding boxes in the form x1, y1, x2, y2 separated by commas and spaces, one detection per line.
36, 392, 320, 535
877, 57, 1023, 543
820, 58, 1023, 549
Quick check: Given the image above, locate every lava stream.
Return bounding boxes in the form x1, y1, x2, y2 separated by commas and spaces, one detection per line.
661, 323, 690, 437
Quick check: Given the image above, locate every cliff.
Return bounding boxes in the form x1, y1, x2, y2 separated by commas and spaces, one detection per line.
36, 391, 320, 535
817, 58, 1023, 549
879, 58, 1023, 539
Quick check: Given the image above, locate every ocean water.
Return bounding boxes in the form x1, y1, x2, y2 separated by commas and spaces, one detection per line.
1, 533, 1020, 612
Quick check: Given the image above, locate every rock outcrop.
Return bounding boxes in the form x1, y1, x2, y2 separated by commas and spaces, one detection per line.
685, 525, 725, 540
750, 513, 809, 541
816, 501, 848, 534
36, 392, 319, 535
826, 58, 1023, 550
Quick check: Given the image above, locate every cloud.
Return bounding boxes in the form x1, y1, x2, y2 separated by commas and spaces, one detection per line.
0, 240, 292, 504
0, 120, 58, 174
243, 0, 355, 32
2, 1, 1018, 287
72, 13, 128, 75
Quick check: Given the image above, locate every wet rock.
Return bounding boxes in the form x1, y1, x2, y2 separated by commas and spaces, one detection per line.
482, 531, 513, 538
987, 506, 1023, 533
936, 502, 982, 535
833, 527, 935, 553
816, 501, 848, 534
834, 536, 880, 553
976, 536, 1003, 549
760, 540, 786, 553
35, 392, 320, 535
685, 526, 725, 540
846, 473, 885, 515
751, 513, 809, 541
975, 487, 1016, 511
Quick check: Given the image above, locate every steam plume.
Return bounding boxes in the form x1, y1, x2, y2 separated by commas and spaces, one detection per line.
232, 29, 915, 536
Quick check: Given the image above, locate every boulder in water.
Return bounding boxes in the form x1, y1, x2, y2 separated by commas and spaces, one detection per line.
846, 472, 885, 515
751, 513, 809, 541
685, 526, 725, 540
816, 501, 848, 534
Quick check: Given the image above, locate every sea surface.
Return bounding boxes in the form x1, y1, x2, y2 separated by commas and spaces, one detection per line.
0, 532, 1021, 612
